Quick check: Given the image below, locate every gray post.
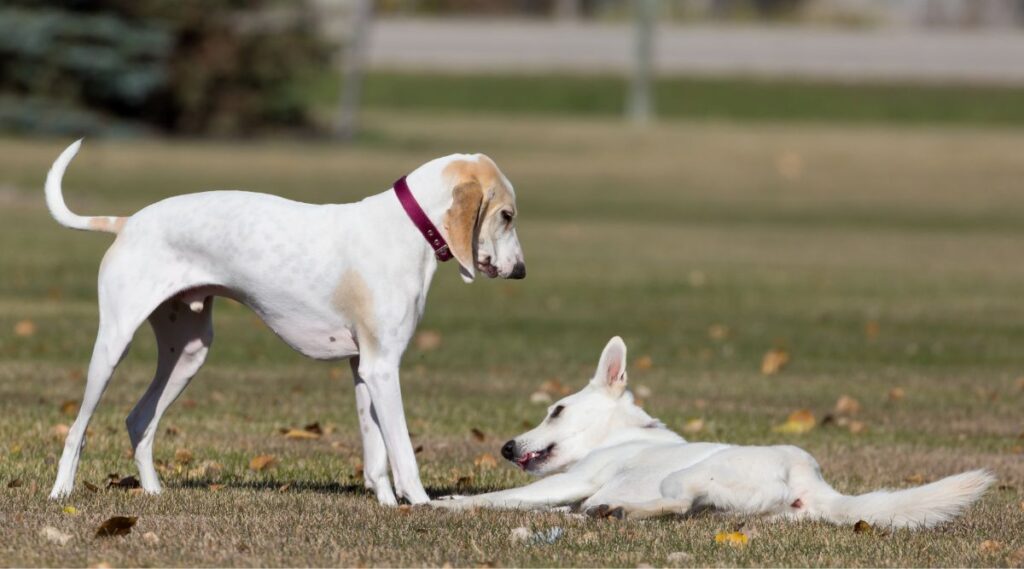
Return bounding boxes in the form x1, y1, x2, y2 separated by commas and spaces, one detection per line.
336, 0, 374, 141
628, 0, 656, 124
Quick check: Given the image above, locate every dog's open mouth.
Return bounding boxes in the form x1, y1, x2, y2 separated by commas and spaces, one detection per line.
514, 444, 554, 470
476, 259, 499, 278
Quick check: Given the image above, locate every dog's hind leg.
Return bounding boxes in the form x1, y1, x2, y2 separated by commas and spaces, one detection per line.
126, 297, 214, 494
350, 357, 397, 506
50, 320, 135, 499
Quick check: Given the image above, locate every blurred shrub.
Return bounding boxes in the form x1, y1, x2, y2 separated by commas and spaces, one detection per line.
0, 1, 332, 136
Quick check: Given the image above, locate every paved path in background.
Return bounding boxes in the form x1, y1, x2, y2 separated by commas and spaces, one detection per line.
367, 19, 1024, 84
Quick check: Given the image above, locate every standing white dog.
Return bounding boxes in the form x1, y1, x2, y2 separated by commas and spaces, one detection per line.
432, 337, 993, 528
45, 140, 525, 505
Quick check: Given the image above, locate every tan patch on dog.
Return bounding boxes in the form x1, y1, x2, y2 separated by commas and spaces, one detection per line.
88, 216, 126, 234
443, 182, 484, 272
331, 270, 377, 352
441, 155, 517, 275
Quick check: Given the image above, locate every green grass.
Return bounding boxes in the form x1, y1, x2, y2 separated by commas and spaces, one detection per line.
308, 71, 1024, 126
1, 113, 1023, 566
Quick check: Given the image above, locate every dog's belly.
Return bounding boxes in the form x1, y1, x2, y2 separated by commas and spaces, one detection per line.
256, 309, 361, 360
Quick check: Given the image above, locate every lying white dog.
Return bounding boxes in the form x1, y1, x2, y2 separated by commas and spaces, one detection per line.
432, 337, 994, 528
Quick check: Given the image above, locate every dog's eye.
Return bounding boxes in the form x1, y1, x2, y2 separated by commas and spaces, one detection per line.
501, 210, 514, 223
549, 405, 564, 419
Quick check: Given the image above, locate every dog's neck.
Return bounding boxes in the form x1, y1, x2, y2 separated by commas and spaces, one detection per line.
599, 397, 686, 448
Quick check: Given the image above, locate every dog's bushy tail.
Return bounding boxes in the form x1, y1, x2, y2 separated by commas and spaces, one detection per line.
45, 139, 124, 234
816, 469, 994, 529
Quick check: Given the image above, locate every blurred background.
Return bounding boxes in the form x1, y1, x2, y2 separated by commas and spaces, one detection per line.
3, 2, 1024, 565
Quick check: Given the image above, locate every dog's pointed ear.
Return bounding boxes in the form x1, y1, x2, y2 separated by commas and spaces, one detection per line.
444, 180, 484, 283
591, 336, 628, 397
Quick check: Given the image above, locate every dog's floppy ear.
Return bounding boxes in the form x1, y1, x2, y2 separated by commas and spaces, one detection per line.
444, 180, 484, 283
591, 336, 628, 397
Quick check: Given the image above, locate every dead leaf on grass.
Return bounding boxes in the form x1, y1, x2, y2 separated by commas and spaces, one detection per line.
95, 516, 136, 537
1006, 546, 1024, 567
278, 483, 291, 492
853, 520, 873, 534
773, 410, 816, 435
83, 481, 99, 493
14, 319, 37, 337
208, 483, 224, 491
142, 531, 160, 546
635, 385, 653, 399
471, 428, 486, 442
474, 453, 498, 470
980, 540, 1004, 553
834, 395, 861, 416
708, 324, 729, 341
59, 400, 79, 416
107, 475, 140, 490
682, 418, 705, 435
249, 455, 276, 471
847, 420, 867, 435
530, 391, 552, 404
281, 428, 320, 440
62, 506, 78, 515
888, 387, 906, 402
635, 355, 653, 371
414, 330, 443, 351
865, 320, 880, 341
761, 348, 790, 375
539, 378, 571, 396
51, 423, 70, 440
304, 422, 323, 435
7, 479, 22, 488
174, 448, 193, 465
714, 531, 748, 546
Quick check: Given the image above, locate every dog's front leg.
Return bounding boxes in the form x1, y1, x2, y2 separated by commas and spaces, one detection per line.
359, 354, 429, 505
350, 356, 398, 506
430, 472, 597, 511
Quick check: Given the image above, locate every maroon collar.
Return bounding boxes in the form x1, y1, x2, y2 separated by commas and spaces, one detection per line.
393, 175, 453, 262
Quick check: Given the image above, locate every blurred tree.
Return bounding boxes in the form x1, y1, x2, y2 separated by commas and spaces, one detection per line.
0, 0, 333, 136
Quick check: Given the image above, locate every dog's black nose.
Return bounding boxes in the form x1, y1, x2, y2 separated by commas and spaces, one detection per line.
509, 262, 526, 279
501, 440, 516, 460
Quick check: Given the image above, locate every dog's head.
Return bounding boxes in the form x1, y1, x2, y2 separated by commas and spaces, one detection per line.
441, 155, 525, 283
500, 336, 658, 475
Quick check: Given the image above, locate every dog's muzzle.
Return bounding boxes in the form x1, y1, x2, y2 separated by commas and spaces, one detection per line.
509, 262, 526, 279
502, 439, 553, 470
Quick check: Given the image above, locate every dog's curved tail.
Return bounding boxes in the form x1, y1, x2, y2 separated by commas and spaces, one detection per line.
815, 469, 994, 529
45, 139, 125, 234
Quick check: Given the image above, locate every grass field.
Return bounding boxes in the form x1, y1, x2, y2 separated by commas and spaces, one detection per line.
310, 72, 1024, 126
1, 112, 1024, 567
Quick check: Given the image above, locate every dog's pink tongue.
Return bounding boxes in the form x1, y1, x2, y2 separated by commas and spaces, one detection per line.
515, 451, 538, 469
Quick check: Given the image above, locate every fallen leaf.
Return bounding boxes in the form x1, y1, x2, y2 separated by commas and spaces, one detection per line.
329, 367, 345, 381
708, 324, 729, 341
95, 516, 136, 537
59, 400, 79, 416
40, 526, 72, 546
62, 505, 78, 515
165, 426, 181, 438
470, 428, 486, 442
635, 355, 653, 371
397, 504, 413, 515
980, 540, 1004, 553
107, 475, 140, 490
278, 483, 291, 492
530, 391, 553, 404
682, 418, 705, 435
414, 445, 423, 454
51, 423, 70, 440
188, 460, 223, 479
83, 481, 99, 492
865, 320, 880, 341
142, 531, 160, 546
414, 330, 443, 351
847, 420, 867, 435
888, 387, 906, 401
174, 448, 193, 465
1006, 546, 1024, 567
634, 385, 653, 399
7, 479, 22, 488
249, 454, 276, 471
14, 319, 37, 337
834, 395, 861, 416
905, 473, 926, 485
539, 378, 571, 396
714, 531, 748, 546
282, 428, 320, 440
303, 422, 323, 435
853, 520, 873, 533
761, 348, 790, 375
474, 453, 498, 469
773, 409, 816, 435
208, 483, 224, 491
